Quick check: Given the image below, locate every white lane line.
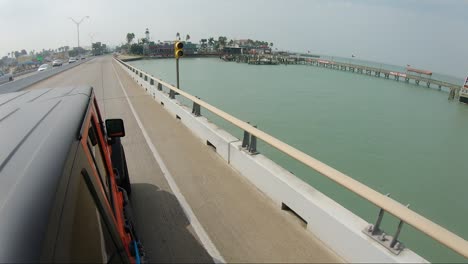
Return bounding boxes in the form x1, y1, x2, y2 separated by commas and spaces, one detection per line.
111, 62, 225, 264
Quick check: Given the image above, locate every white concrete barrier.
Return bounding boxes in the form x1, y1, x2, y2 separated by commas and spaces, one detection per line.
117, 61, 427, 263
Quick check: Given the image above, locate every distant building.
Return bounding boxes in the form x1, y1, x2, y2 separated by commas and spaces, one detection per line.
246, 46, 271, 55
147, 41, 197, 57
234, 39, 250, 46
223, 47, 243, 55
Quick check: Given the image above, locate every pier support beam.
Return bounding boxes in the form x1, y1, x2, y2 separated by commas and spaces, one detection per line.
405, 78, 409, 83
426, 82, 431, 88
415, 80, 420, 85
449, 88, 457, 100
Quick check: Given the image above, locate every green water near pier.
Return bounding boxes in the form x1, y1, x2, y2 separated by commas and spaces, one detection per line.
129, 58, 468, 262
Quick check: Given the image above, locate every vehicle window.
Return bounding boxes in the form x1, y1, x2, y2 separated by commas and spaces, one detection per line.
87, 120, 111, 199
56, 173, 122, 263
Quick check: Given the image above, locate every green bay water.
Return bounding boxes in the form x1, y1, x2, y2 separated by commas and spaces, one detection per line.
129, 58, 468, 262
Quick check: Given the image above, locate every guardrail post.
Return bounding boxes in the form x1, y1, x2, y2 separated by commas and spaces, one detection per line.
150, 79, 154, 85
248, 125, 259, 155
242, 122, 250, 148
169, 89, 176, 99
371, 207, 385, 235
390, 204, 409, 250
192, 97, 201, 116
157, 82, 162, 91
363, 194, 405, 255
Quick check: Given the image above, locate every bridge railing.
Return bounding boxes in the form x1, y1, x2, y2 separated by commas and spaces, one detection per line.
114, 57, 468, 259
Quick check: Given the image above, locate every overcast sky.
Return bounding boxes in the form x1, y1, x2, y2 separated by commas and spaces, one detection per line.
0, 0, 467, 77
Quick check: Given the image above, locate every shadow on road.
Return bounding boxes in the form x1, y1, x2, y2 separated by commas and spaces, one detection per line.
130, 183, 214, 263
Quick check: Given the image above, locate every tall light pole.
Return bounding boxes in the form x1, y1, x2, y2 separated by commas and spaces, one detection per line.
68, 16, 89, 48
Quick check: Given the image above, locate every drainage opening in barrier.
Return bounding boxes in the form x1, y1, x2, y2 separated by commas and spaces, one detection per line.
281, 203, 307, 227
160, 102, 164, 106
206, 140, 216, 151
176, 115, 181, 120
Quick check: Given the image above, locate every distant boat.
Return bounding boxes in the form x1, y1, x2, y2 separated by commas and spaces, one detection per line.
351, 54, 355, 58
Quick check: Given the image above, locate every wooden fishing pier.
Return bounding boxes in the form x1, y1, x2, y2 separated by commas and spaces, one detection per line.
228, 54, 461, 99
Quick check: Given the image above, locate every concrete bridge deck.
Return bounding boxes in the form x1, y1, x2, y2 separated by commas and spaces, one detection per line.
25, 56, 341, 263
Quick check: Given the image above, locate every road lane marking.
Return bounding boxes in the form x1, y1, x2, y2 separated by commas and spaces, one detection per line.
112, 62, 225, 264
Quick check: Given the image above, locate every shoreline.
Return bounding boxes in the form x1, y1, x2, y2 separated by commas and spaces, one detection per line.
119, 53, 222, 62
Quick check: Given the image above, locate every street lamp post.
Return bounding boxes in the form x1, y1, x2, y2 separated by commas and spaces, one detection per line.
68, 16, 89, 48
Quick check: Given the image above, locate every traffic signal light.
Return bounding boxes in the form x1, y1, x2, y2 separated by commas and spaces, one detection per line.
174, 41, 184, 59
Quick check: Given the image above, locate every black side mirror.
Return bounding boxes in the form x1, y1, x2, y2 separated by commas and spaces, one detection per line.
105, 119, 125, 138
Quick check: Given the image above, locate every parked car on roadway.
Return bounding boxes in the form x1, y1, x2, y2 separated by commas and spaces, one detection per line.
0, 70, 13, 85
0, 86, 143, 263
68, 57, 77, 63
37, 64, 50, 72
52, 59, 63, 67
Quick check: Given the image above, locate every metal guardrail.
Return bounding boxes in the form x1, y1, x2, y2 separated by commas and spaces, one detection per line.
115, 57, 468, 259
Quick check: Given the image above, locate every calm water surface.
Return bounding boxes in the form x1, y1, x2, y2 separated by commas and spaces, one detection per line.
130, 58, 468, 262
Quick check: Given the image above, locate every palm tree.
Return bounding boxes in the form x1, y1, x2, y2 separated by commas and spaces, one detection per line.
200, 39, 207, 49
218, 36, 227, 47
186, 34, 190, 42
176, 32, 180, 40
126, 33, 135, 44
270, 42, 273, 48
208, 37, 214, 47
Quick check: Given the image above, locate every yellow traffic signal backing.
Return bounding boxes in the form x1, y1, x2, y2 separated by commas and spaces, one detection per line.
174, 41, 184, 58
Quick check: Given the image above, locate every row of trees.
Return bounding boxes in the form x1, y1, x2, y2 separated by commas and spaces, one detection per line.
199, 36, 228, 50
120, 30, 275, 55
5, 46, 74, 59
7, 49, 28, 59
92, 42, 107, 56
176, 32, 191, 42
198, 37, 273, 50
